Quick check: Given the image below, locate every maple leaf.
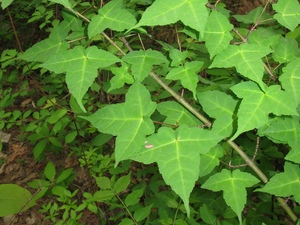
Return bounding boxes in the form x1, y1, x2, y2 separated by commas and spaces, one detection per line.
203, 10, 233, 58
209, 43, 272, 90
198, 90, 238, 138
132, 125, 222, 216
166, 61, 203, 100
279, 58, 300, 106
256, 162, 300, 204
123, 49, 167, 82
258, 117, 300, 164
88, 0, 136, 38
157, 101, 202, 127
131, 0, 209, 36
83, 83, 156, 164
41, 46, 121, 112
273, 0, 300, 31
202, 169, 259, 224
230, 81, 298, 140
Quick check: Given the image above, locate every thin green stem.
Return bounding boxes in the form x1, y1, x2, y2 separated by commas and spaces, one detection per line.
114, 191, 138, 225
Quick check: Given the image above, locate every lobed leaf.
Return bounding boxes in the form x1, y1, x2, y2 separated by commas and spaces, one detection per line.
202, 169, 259, 224
0, 0, 13, 9
88, 0, 136, 38
272, 37, 298, 63
209, 43, 272, 90
123, 49, 167, 82
109, 63, 134, 92
166, 61, 203, 99
169, 49, 188, 67
258, 117, 300, 164
41, 46, 120, 112
132, 125, 222, 216
19, 23, 69, 62
256, 162, 300, 204
230, 81, 298, 140
83, 83, 156, 164
198, 90, 238, 138
157, 101, 202, 127
273, 0, 300, 31
280, 58, 300, 106
132, 0, 209, 36
199, 144, 223, 177
204, 10, 233, 58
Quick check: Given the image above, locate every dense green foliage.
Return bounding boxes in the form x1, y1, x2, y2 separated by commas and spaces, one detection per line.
1, 0, 300, 224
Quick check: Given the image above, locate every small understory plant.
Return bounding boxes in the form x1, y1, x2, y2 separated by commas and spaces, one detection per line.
1, 0, 300, 224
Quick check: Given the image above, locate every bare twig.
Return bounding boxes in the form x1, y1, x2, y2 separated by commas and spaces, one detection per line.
229, 137, 260, 168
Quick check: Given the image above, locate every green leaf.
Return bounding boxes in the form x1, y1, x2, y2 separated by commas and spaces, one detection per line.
0, 184, 36, 216
95, 176, 112, 189
256, 162, 300, 204
272, 37, 298, 63
65, 131, 77, 144
44, 162, 56, 182
33, 139, 47, 160
258, 117, 300, 164
19, 23, 69, 62
125, 188, 144, 206
41, 46, 121, 112
119, 218, 135, 225
0, 0, 13, 10
233, 6, 271, 24
166, 61, 203, 99
200, 204, 217, 224
56, 168, 73, 184
113, 174, 131, 193
49, 136, 63, 147
202, 169, 259, 224
123, 49, 167, 82
230, 81, 298, 140
280, 58, 300, 106
198, 90, 238, 138
157, 101, 202, 127
204, 10, 233, 58
83, 83, 156, 164
132, 0, 209, 37
49, 0, 75, 14
132, 125, 222, 216
273, 0, 300, 31
46, 108, 67, 124
248, 28, 281, 48
109, 63, 134, 92
93, 190, 115, 202
169, 49, 188, 67
134, 204, 153, 222
209, 43, 272, 90
88, 0, 136, 38
199, 145, 223, 177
